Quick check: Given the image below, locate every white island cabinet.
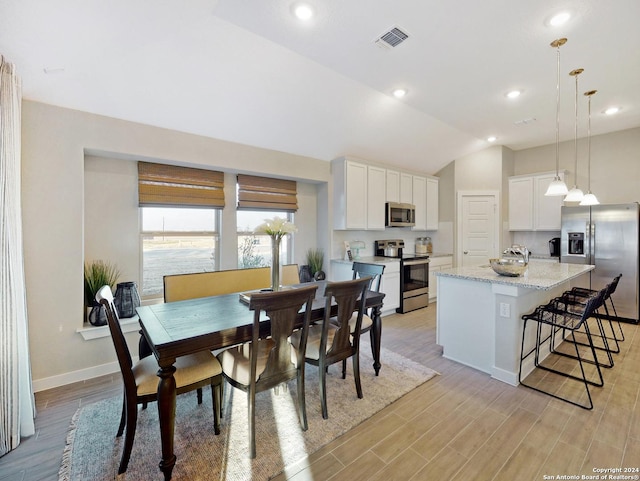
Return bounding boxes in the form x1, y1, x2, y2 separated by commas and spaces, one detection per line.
435, 262, 593, 386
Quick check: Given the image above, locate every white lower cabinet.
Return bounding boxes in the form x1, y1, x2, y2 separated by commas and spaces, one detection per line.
429, 256, 453, 301
379, 264, 400, 314
330, 259, 400, 314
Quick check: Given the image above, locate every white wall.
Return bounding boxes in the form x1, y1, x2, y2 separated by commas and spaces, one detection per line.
514, 127, 640, 205
22, 101, 329, 389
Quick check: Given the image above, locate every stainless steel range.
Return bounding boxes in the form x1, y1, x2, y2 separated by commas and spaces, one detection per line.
375, 239, 430, 313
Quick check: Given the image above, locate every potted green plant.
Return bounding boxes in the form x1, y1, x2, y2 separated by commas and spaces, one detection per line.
305, 248, 325, 281
84, 260, 121, 326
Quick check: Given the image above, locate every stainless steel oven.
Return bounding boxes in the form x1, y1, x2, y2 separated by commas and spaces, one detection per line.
375, 239, 429, 313
398, 255, 429, 313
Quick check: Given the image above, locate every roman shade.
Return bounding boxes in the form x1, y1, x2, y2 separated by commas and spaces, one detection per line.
237, 174, 298, 212
138, 162, 225, 208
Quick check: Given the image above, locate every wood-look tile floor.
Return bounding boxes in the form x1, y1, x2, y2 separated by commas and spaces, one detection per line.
1, 303, 638, 481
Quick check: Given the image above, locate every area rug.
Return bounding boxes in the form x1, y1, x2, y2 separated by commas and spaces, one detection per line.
59, 348, 438, 481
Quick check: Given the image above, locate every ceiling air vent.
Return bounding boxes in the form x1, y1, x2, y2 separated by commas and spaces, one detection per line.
374, 26, 409, 49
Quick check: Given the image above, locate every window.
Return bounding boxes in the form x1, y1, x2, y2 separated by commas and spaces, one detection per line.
138, 162, 224, 299
236, 174, 298, 269
237, 211, 293, 269
141, 207, 220, 298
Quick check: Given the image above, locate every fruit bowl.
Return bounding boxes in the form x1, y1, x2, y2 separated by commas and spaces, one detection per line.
489, 258, 528, 277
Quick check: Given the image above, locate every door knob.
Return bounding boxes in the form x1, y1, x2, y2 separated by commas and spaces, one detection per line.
463, 251, 468, 254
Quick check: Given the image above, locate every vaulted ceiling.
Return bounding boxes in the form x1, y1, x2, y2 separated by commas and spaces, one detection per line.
2, 0, 639, 174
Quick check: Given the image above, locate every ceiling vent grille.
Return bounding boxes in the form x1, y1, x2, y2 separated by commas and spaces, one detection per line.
374, 26, 409, 49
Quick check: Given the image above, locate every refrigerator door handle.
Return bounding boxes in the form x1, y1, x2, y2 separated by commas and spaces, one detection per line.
590, 221, 597, 264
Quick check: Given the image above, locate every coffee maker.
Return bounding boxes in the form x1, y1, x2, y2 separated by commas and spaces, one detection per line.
549, 237, 561, 257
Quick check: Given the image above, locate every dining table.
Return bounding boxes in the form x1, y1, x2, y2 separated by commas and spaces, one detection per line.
135, 280, 385, 481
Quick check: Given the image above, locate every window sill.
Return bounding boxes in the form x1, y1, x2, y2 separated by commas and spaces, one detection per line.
77, 316, 140, 340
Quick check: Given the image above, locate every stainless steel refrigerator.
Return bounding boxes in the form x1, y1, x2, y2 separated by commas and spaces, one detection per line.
561, 203, 640, 324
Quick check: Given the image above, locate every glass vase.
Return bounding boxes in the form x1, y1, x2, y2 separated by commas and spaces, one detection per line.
271, 236, 281, 291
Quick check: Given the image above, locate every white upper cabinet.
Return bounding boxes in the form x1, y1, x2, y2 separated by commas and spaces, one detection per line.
367, 165, 387, 230
426, 177, 439, 230
412, 175, 427, 230
332, 157, 386, 230
333, 157, 439, 231
534, 173, 564, 230
386, 170, 400, 203
509, 171, 565, 231
400, 173, 413, 204
508, 176, 534, 230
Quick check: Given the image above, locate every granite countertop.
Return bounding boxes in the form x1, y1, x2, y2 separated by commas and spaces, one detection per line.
331, 256, 399, 265
331, 252, 452, 265
435, 262, 594, 290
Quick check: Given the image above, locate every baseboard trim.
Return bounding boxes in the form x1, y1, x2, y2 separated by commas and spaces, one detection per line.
32, 357, 138, 393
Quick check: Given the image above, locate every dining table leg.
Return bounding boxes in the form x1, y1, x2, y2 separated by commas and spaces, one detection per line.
156, 363, 177, 481
371, 304, 383, 375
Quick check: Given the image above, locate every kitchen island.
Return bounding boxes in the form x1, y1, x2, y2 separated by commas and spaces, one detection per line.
435, 262, 594, 386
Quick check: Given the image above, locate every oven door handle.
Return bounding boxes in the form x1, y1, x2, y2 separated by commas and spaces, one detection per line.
403, 259, 430, 266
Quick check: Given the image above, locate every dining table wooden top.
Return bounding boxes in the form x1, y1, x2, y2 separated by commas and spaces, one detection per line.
135, 280, 385, 481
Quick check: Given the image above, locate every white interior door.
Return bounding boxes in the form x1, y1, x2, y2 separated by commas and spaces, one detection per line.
458, 192, 499, 267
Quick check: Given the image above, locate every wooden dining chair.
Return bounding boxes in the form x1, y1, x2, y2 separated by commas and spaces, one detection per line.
349, 262, 385, 333
292, 277, 371, 419
216, 284, 318, 458
96, 285, 223, 475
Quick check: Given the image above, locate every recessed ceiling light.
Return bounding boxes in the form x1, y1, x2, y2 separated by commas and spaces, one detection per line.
549, 12, 571, 27
392, 88, 407, 98
487, 136, 497, 142
506, 90, 521, 99
604, 106, 620, 115
291, 3, 314, 21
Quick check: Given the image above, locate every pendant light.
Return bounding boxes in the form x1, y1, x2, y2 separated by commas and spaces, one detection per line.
564, 68, 585, 202
545, 38, 569, 196
580, 90, 599, 205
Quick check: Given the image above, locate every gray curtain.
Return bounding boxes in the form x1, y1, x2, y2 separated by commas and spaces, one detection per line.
0, 55, 35, 456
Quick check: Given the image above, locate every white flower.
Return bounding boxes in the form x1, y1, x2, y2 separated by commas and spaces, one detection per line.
254, 216, 297, 239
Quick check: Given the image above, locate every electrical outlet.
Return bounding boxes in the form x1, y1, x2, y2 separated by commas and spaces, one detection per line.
499, 302, 510, 318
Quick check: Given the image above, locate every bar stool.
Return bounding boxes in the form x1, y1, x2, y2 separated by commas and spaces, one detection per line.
567, 274, 624, 343
518, 289, 606, 410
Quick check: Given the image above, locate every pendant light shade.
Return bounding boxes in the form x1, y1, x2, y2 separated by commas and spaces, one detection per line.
580, 193, 599, 205
580, 89, 599, 205
564, 68, 584, 202
564, 187, 585, 202
545, 38, 569, 197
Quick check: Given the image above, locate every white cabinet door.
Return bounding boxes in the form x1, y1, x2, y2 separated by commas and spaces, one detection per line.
412, 175, 427, 230
367, 165, 386, 230
426, 177, 439, 230
332, 158, 367, 229
534, 173, 564, 230
508, 176, 534, 230
330, 260, 354, 281
400, 173, 413, 204
380, 271, 400, 313
386, 170, 400, 203
345, 161, 368, 229
508, 172, 564, 231
428, 256, 452, 301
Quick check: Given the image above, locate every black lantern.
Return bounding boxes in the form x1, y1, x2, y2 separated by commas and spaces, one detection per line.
114, 282, 141, 318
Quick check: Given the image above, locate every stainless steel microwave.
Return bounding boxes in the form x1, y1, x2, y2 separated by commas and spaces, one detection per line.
385, 202, 416, 227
